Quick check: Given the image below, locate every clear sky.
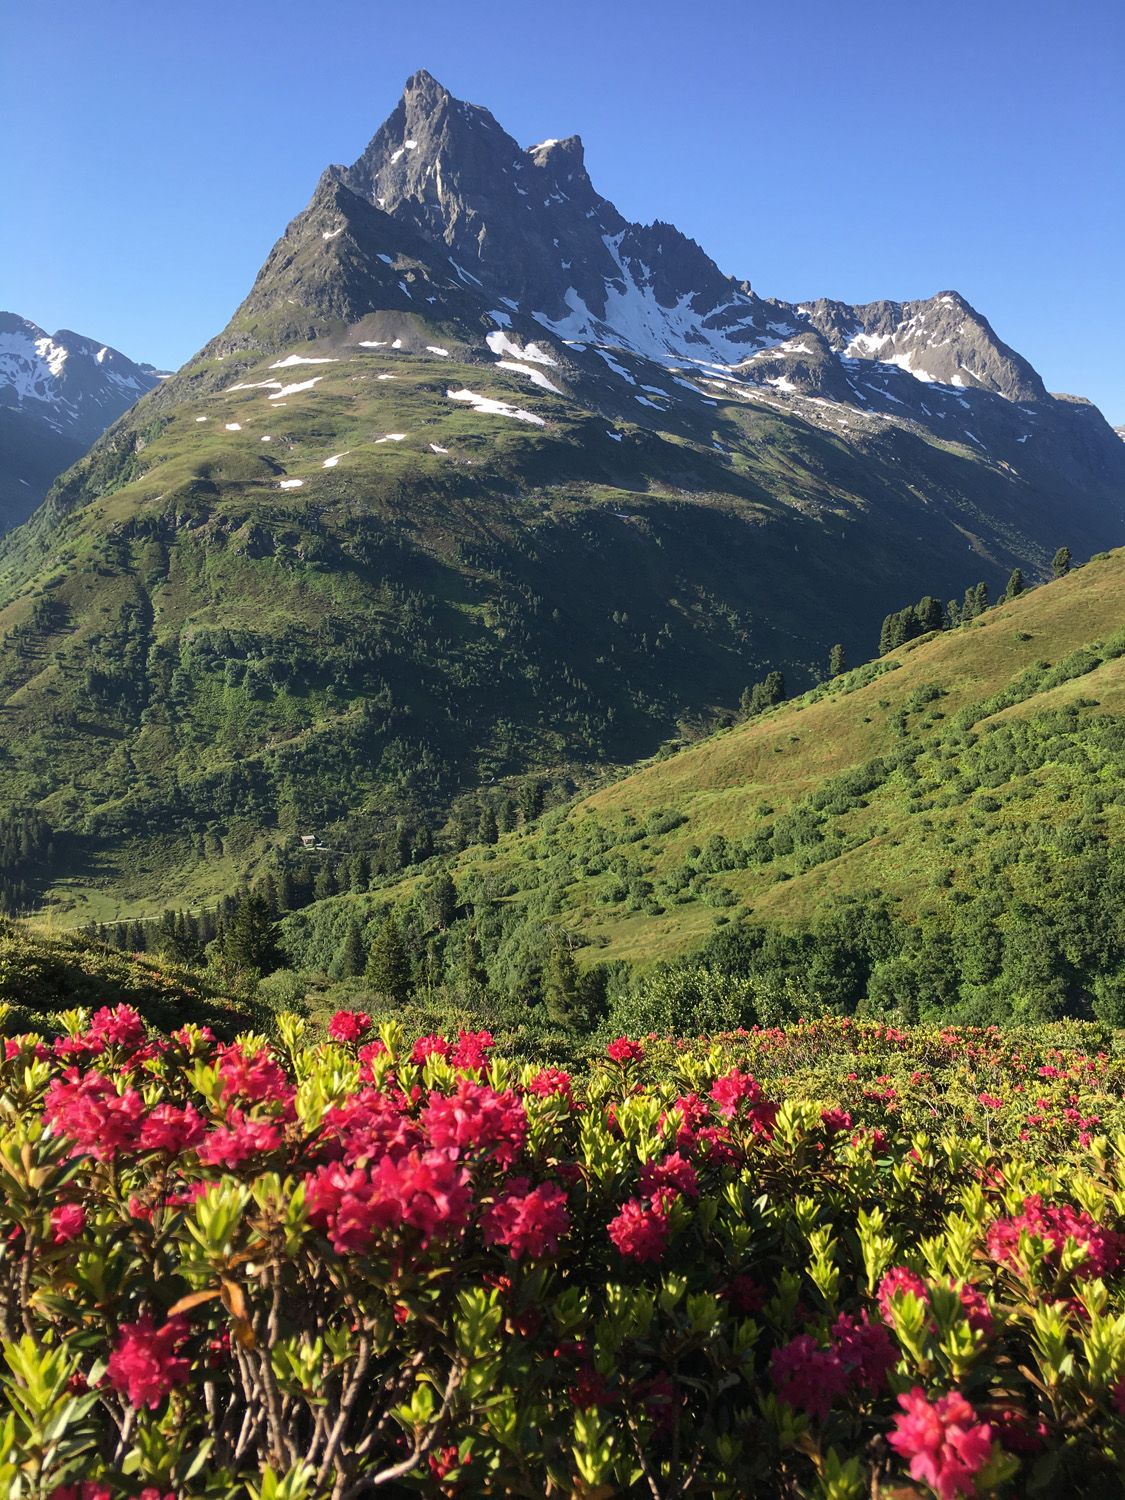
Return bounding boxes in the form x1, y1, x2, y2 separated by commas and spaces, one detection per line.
3, 0, 1122, 422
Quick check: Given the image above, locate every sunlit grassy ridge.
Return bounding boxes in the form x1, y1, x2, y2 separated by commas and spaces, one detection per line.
281, 550, 1124, 982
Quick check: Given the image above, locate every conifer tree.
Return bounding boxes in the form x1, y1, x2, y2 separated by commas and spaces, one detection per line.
915, 596, 944, 633
222, 892, 282, 976
365, 916, 413, 1002
338, 920, 367, 979
1052, 546, 1072, 578
827, 643, 846, 678
425, 872, 458, 930
543, 945, 580, 1027
477, 805, 499, 846
1003, 568, 1024, 601
517, 777, 546, 824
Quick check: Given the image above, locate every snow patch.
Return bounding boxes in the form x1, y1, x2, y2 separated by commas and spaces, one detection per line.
495, 361, 562, 393
374, 433, 407, 443
485, 330, 557, 366
430, 443, 449, 453
270, 354, 337, 368
426, 346, 451, 357
323, 452, 349, 467
278, 479, 304, 489
224, 422, 242, 431
446, 388, 546, 425
268, 377, 324, 400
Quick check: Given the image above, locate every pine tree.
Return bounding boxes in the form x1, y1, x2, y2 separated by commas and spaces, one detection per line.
1003, 568, 1024, 602
477, 806, 499, 846
1052, 546, 1072, 579
222, 893, 283, 976
517, 777, 546, 824
743, 669, 787, 717
338, 920, 367, 979
945, 599, 961, 629
827, 643, 846, 678
972, 581, 990, 615
365, 916, 413, 1003
915, 596, 944, 633
425, 872, 458, 930
543, 945, 580, 1028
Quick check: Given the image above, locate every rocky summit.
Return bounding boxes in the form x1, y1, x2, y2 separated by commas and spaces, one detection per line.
0, 313, 162, 533
1, 73, 1122, 920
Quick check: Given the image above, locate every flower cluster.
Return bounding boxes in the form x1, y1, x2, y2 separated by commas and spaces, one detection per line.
2, 1010, 1125, 1498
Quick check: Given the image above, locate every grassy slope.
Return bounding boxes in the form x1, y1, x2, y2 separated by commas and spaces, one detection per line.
1, 322, 1062, 921
287, 550, 1124, 971
0, 920, 256, 1034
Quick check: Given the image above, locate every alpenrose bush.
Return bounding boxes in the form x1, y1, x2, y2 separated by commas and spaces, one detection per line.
3, 1011, 1125, 1496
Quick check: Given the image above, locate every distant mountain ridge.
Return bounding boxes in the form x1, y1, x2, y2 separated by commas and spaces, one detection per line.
0, 312, 162, 531
0, 72, 1122, 922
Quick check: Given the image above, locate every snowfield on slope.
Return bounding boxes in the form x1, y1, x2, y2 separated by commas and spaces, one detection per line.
446, 389, 546, 425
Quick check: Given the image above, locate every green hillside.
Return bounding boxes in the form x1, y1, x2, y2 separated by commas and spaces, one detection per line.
277, 551, 1125, 1028
0, 919, 257, 1035
1, 169, 1120, 925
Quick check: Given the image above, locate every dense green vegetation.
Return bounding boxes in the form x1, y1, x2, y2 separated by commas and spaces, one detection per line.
209, 550, 1123, 1036
37, 549, 1121, 1050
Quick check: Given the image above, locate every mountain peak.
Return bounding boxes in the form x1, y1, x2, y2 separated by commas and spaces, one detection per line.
402, 68, 449, 105
528, 134, 585, 168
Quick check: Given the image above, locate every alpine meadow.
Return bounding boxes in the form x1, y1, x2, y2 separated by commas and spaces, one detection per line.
1, 29, 1124, 1500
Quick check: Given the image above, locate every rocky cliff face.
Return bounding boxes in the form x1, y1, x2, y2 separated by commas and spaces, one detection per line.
0, 313, 162, 531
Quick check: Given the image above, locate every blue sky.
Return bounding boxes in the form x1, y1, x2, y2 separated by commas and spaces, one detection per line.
3, 0, 1122, 421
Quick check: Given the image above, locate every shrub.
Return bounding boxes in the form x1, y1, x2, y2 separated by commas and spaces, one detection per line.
2, 1010, 1125, 1495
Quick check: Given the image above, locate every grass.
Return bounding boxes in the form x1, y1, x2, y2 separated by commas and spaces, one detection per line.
306, 550, 1125, 970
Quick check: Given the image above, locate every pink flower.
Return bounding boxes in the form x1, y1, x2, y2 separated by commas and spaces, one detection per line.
44, 1070, 145, 1159
606, 1037, 645, 1065
888, 1387, 995, 1500
526, 1067, 573, 1098
88, 1004, 147, 1051
328, 1009, 371, 1044
318, 1089, 421, 1166
198, 1115, 282, 1169
957, 1285, 995, 1337
356, 1038, 389, 1079
607, 1197, 669, 1262
47, 1485, 113, 1500
481, 1180, 571, 1259
214, 1043, 293, 1106
50, 1203, 86, 1243
411, 1034, 452, 1065
422, 1080, 528, 1167
986, 1194, 1122, 1279
639, 1152, 699, 1201
709, 1067, 762, 1118
305, 1149, 472, 1254
107, 1314, 191, 1409
978, 1093, 1003, 1110
878, 1266, 929, 1321
832, 1311, 897, 1391
771, 1334, 849, 1419
450, 1030, 494, 1072
138, 1102, 207, 1155
820, 1107, 853, 1134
